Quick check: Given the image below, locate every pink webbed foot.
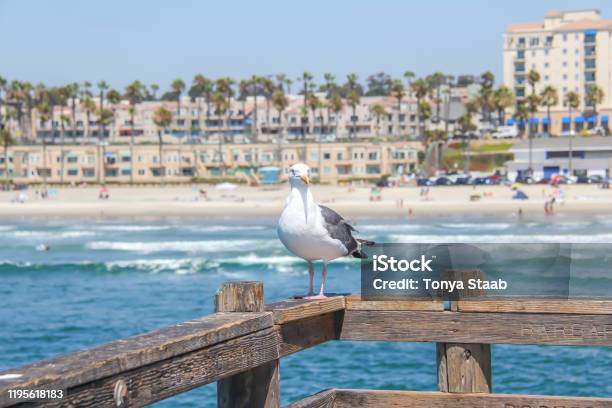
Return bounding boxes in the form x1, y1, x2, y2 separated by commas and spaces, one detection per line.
302, 293, 327, 300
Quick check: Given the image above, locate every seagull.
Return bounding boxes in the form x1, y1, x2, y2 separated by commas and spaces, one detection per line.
277, 163, 374, 299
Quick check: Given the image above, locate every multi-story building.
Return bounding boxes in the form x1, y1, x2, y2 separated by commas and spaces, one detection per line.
0, 141, 421, 185
506, 136, 612, 180
504, 9, 612, 135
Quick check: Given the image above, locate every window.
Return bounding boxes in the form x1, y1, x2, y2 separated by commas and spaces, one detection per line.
529, 37, 539, 47
562, 61, 567, 67
563, 74, 568, 80
67, 169, 78, 176
544, 75, 549, 81
563, 34, 567, 41
544, 62, 549, 68
323, 153, 331, 160
138, 169, 145, 176
368, 152, 378, 160
336, 153, 343, 160
563, 49, 567, 54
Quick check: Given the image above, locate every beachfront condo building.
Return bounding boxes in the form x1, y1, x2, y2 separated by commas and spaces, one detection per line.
0, 141, 421, 185
503, 9, 612, 135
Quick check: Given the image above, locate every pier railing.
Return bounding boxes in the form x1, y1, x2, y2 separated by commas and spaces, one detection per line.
1, 281, 612, 407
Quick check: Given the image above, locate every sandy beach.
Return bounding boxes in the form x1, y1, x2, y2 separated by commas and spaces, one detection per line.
0, 183, 611, 218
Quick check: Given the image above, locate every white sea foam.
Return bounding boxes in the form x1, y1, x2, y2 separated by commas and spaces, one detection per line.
95, 225, 171, 232
359, 224, 428, 232
187, 225, 268, 233
439, 223, 512, 230
0, 226, 15, 232
86, 239, 274, 253
12, 230, 97, 239
388, 234, 612, 244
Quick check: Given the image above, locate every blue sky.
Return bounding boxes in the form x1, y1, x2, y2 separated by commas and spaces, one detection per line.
1, 0, 611, 92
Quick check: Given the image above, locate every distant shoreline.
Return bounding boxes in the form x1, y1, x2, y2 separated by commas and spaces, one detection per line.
0, 184, 611, 218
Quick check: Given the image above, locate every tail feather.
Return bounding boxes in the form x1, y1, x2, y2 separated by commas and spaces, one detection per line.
352, 238, 375, 259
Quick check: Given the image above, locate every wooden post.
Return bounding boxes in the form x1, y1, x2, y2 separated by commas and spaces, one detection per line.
215, 282, 280, 408
437, 270, 492, 393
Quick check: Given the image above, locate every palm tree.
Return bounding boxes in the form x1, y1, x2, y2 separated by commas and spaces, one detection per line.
0, 128, 15, 185
216, 78, 235, 143
124, 81, 144, 183
97, 108, 114, 183
428, 72, 446, 121
585, 84, 604, 119
212, 92, 229, 174
307, 93, 320, 136
346, 73, 360, 139
298, 72, 314, 140
272, 89, 289, 165
97, 81, 109, 140
526, 93, 540, 174
262, 78, 276, 133
539, 86, 558, 135
411, 79, 429, 140
171, 79, 186, 135
403, 71, 415, 97
370, 104, 386, 138
36, 102, 52, 184
153, 107, 172, 183
81, 97, 97, 143
391, 80, 405, 138
106, 89, 121, 140
329, 94, 343, 139
67, 83, 79, 138
565, 91, 580, 175
59, 114, 70, 183
250, 75, 261, 142
478, 71, 495, 126
527, 70, 541, 96
493, 85, 515, 125
150, 84, 159, 100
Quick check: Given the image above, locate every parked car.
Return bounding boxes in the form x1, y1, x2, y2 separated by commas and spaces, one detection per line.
451, 131, 479, 140
454, 175, 472, 185
435, 176, 453, 186
589, 175, 605, 184
515, 175, 534, 184
487, 174, 504, 185
491, 126, 519, 139
470, 176, 489, 185
417, 177, 433, 186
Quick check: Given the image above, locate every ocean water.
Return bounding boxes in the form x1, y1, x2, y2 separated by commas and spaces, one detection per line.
0, 215, 611, 406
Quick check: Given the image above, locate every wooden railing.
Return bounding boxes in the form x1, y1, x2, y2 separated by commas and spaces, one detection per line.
1, 281, 611, 407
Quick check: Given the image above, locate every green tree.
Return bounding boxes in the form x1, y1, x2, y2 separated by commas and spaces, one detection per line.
346, 73, 360, 139
391, 80, 406, 138
153, 107, 172, 183
97, 81, 109, 139
298, 72, 314, 141
565, 91, 580, 175
124, 81, 144, 183
370, 104, 386, 138
81, 97, 97, 142
411, 78, 429, 140
494, 85, 515, 125
479, 71, 495, 126
0, 128, 15, 184
585, 84, 604, 118
527, 69, 541, 96
212, 92, 229, 174
171, 79, 186, 132
329, 94, 343, 138
539, 86, 558, 135
36, 102, 52, 184
59, 114, 70, 183
272, 89, 289, 164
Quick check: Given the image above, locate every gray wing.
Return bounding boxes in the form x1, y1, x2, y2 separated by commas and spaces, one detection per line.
319, 205, 358, 255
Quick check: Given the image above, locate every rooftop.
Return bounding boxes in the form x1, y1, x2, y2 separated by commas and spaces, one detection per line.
512, 136, 612, 151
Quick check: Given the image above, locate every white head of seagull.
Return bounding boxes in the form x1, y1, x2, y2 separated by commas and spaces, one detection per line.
288, 163, 311, 189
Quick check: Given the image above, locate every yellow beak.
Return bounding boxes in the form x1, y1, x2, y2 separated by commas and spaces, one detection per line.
300, 175, 310, 185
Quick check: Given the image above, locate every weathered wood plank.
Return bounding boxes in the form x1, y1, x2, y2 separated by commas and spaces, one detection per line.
341, 310, 612, 346
217, 281, 279, 408
278, 312, 344, 357
458, 299, 612, 315
345, 295, 443, 311
0, 312, 272, 407
284, 389, 336, 408
1, 326, 281, 408
437, 343, 491, 393
266, 296, 346, 324
215, 281, 265, 312
333, 389, 612, 408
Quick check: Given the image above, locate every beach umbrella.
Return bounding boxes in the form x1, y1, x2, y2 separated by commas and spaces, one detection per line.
215, 182, 238, 191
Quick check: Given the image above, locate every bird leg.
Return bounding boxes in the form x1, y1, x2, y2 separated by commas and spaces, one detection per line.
304, 261, 327, 300
307, 261, 314, 296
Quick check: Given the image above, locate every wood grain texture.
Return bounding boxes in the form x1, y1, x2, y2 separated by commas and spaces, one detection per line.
458, 299, 612, 315
333, 389, 612, 408
283, 389, 336, 408
215, 281, 265, 312
217, 281, 279, 408
437, 343, 491, 393
345, 295, 443, 311
266, 296, 346, 324
0, 312, 272, 407
10, 327, 281, 408
278, 312, 343, 357
341, 310, 612, 346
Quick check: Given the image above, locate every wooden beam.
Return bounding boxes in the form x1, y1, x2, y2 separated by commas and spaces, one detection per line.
0, 312, 273, 407
345, 295, 443, 311
9, 326, 281, 408
278, 311, 344, 358
283, 389, 336, 408
216, 281, 280, 408
332, 389, 612, 408
341, 310, 612, 346
458, 299, 612, 315
437, 343, 491, 393
266, 296, 346, 324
